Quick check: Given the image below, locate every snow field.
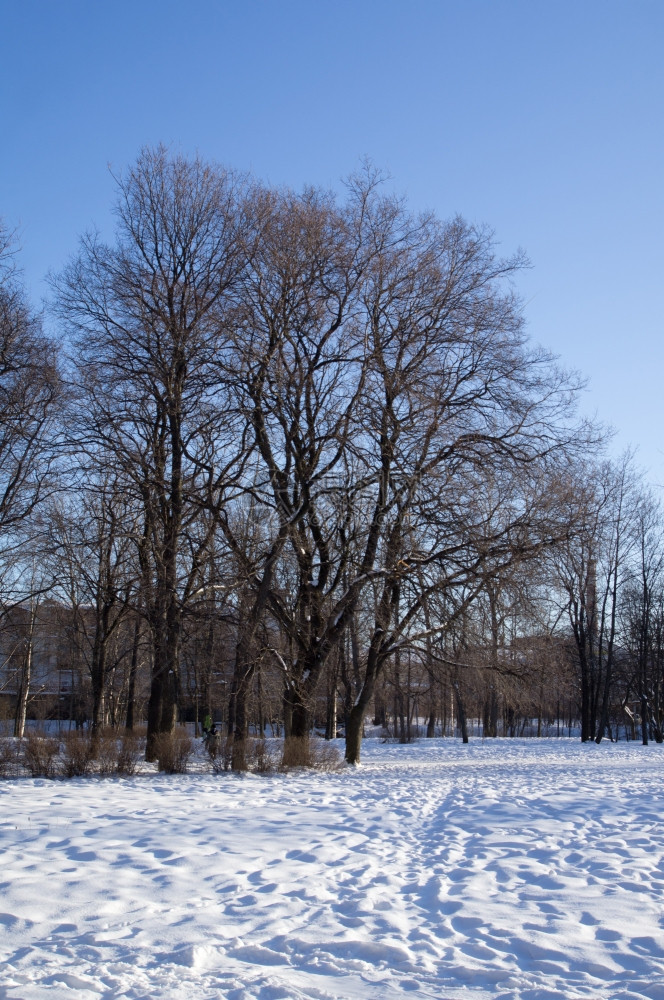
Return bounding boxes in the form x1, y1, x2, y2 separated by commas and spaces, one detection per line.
1, 739, 664, 1000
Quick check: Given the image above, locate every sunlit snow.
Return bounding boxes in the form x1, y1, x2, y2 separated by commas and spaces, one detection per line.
2, 738, 663, 999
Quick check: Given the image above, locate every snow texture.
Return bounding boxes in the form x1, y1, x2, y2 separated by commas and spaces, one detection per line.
2, 738, 664, 999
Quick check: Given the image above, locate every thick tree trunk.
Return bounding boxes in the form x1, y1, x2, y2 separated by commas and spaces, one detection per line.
291, 698, 308, 739
160, 667, 179, 731
145, 669, 164, 761
454, 682, 469, 743
345, 666, 378, 764
91, 638, 107, 732
345, 701, 365, 764
483, 687, 498, 738
231, 683, 248, 771
146, 594, 181, 759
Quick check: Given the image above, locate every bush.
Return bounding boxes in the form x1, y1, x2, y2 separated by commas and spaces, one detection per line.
281, 736, 342, 772
207, 736, 279, 774
90, 729, 144, 776
246, 737, 278, 773
154, 729, 194, 774
205, 733, 233, 773
21, 732, 60, 778
308, 737, 343, 772
61, 731, 94, 777
115, 731, 143, 775
92, 730, 120, 775
0, 738, 20, 778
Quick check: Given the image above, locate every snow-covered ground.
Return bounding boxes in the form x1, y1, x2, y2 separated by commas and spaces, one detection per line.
2, 738, 664, 1000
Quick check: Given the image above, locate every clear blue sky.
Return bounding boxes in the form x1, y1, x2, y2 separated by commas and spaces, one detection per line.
2, 1, 662, 484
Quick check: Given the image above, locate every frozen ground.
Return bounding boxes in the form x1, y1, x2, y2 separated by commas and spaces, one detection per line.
2, 738, 664, 1000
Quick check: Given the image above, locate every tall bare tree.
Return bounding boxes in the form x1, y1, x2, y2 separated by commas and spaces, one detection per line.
553, 456, 642, 742
53, 149, 253, 757
46, 470, 140, 731
228, 173, 591, 763
619, 488, 664, 744
0, 222, 60, 546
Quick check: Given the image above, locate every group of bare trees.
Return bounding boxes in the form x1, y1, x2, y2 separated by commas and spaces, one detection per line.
0, 222, 61, 738
1, 147, 663, 766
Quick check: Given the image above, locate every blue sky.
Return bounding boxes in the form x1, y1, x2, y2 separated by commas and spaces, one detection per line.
2, 0, 662, 484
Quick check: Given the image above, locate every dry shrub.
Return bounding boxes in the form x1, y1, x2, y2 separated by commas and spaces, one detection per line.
246, 738, 278, 774
115, 732, 143, 775
21, 732, 60, 778
207, 736, 278, 774
281, 736, 342, 772
93, 730, 121, 775
0, 738, 20, 778
154, 729, 194, 774
308, 737, 343, 772
92, 730, 143, 776
128, 723, 148, 739
205, 734, 233, 773
49, 729, 143, 779
61, 731, 94, 777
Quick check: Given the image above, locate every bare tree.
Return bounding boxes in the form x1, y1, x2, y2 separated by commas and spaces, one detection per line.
336, 197, 590, 763
0, 222, 60, 545
46, 471, 140, 732
53, 149, 253, 757
226, 182, 369, 761
0, 223, 62, 731
619, 489, 664, 744
229, 172, 591, 763
553, 455, 643, 742
47, 156, 601, 761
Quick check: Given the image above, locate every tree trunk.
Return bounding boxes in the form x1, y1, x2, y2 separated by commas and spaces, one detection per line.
14, 638, 33, 739
289, 688, 309, 739
145, 617, 180, 758
345, 701, 364, 764
325, 663, 337, 740
145, 670, 164, 761
91, 637, 107, 732
641, 690, 649, 746
454, 682, 469, 744
228, 635, 255, 770
125, 616, 141, 731
483, 687, 498, 738
344, 660, 379, 764
231, 682, 248, 771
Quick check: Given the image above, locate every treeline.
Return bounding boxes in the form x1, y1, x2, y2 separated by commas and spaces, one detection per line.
1, 147, 662, 766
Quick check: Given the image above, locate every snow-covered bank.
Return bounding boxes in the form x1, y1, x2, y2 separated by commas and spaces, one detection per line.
2, 739, 664, 1000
